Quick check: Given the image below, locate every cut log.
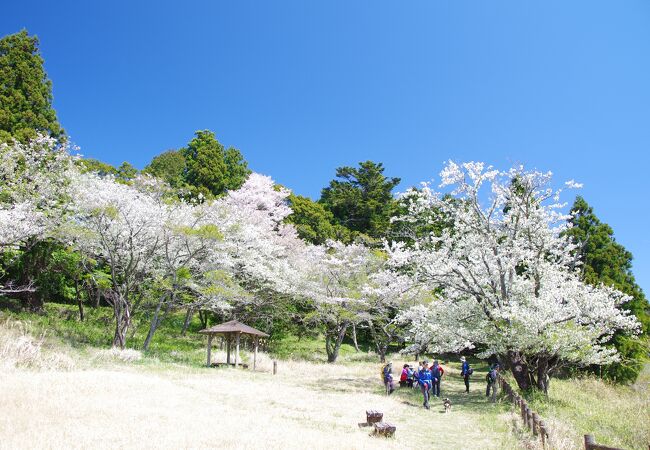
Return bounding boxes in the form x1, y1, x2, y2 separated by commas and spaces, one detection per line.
373, 422, 396, 438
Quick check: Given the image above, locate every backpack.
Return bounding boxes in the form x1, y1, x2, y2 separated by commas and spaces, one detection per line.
467, 368, 474, 376
431, 365, 441, 379
486, 369, 497, 383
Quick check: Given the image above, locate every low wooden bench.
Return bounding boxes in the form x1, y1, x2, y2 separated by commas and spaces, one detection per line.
373, 422, 396, 438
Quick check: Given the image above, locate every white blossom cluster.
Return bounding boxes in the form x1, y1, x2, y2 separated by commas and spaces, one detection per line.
392, 161, 640, 366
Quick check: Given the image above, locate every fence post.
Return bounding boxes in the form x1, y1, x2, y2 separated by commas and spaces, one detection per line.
532, 412, 539, 436
539, 420, 547, 448
584, 434, 595, 450
273, 360, 277, 375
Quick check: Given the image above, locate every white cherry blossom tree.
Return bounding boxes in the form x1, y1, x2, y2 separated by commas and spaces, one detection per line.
391, 161, 640, 392
0, 136, 75, 297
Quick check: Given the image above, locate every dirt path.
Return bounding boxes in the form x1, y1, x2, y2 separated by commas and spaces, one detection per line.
0, 359, 518, 449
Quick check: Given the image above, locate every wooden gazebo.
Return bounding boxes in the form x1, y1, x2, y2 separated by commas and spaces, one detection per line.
198, 320, 269, 370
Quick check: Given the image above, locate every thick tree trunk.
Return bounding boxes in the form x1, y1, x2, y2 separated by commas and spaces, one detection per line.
536, 356, 550, 395
351, 323, 360, 352
325, 321, 349, 363
111, 294, 131, 349
507, 351, 532, 391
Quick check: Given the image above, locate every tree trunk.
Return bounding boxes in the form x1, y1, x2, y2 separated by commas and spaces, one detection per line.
377, 344, 387, 363
351, 323, 360, 352
142, 294, 167, 351
536, 356, 550, 395
181, 307, 194, 336
111, 294, 131, 349
75, 280, 84, 321
325, 321, 349, 363
198, 310, 209, 328
507, 351, 532, 391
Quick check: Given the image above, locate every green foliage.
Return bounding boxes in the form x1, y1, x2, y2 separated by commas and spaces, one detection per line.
143, 150, 187, 188
180, 130, 250, 198
566, 196, 649, 382
319, 161, 400, 240
78, 158, 118, 176
286, 194, 351, 244
116, 161, 138, 183
0, 30, 64, 143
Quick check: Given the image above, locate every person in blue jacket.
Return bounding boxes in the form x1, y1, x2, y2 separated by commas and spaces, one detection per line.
418, 360, 433, 409
460, 356, 472, 393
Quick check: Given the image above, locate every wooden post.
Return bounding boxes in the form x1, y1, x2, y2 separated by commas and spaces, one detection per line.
526, 407, 532, 431
253, 336, 259, 371
539, 421, 547, 448
235, 332, 240, 368
273, 360, 277, 375
206, 334, 213, 367
226, 334, 231, 364
532, 412, 539, 436
584, 434, 595, 450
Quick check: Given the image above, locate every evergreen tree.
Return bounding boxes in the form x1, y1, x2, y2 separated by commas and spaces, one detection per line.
286, 194, 351, 245
319, 161, 400, 240
0, 30, 64, 143
180, 130, 250, 198
566, 196, 649, 382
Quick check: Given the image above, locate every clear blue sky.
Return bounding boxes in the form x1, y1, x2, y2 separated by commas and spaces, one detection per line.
2, 1, 649, 293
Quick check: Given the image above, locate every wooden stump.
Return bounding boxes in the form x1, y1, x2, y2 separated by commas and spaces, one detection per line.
373, 422, 396, 438
366, 410, 383, 424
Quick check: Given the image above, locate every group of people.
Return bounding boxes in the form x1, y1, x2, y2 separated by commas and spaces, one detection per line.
382, 357, 500, 409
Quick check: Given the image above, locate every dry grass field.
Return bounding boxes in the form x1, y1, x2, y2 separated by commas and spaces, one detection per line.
0, 320, 519, 450
2, 318, 647, 450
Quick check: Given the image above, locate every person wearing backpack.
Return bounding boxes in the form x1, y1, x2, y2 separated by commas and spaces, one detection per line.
418, 360, 433, 409
430, 360, 443, 397
382, 362, 395, 395
460, 356, 472, 393
485, 363, 499, 398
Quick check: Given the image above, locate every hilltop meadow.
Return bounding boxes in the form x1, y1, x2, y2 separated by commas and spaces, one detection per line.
1, 304, 648, 450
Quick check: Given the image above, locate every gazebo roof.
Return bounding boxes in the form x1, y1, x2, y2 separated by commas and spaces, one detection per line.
198, 320, 270, 337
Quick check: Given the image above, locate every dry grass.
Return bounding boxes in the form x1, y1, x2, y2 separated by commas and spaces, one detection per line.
0, 325, 520, 449
0, 318, 74, 371
522, 374, 650, 450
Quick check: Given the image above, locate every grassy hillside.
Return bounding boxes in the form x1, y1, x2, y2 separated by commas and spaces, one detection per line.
1, 303, 648, 449
1, 315, 519, 450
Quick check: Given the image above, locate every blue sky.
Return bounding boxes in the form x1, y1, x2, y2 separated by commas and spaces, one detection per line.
2, 1, 649, 293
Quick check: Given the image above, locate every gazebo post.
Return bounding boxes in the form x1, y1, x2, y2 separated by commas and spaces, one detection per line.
206, 334, 213, 367
235, 332, 241, 368
254, 336, 259, 371
226, 334, 231, 365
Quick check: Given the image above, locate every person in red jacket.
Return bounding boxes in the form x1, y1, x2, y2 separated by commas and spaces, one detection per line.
399, 364, 409, 387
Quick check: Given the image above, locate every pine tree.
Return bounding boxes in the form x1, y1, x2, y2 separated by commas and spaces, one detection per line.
0, 30, 64, 142
567, 196, 649, 382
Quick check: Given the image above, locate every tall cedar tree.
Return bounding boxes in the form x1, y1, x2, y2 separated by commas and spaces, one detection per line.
319, 161, 400, 240
0, 30, 64, 143
180, 130, 250, 198
567, 196, 649, 382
